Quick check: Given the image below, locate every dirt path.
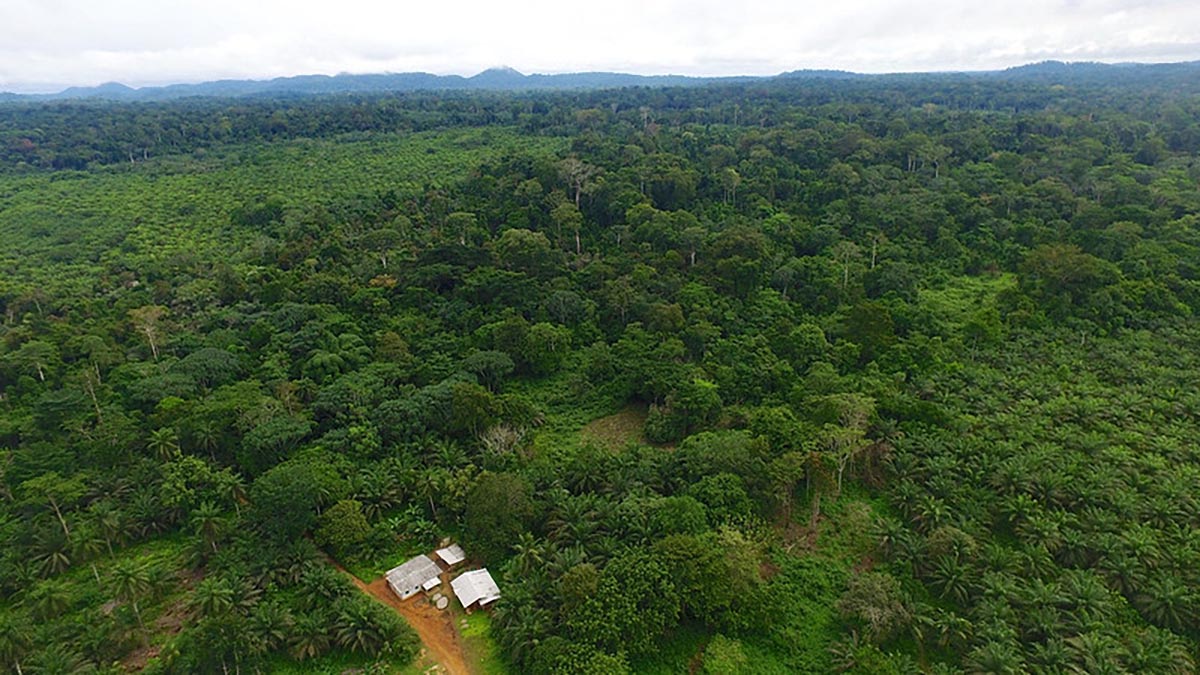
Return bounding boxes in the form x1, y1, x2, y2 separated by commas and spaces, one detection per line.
340, 568, 473, 675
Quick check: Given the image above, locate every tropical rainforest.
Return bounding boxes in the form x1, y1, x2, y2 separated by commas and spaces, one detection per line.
2, 65, 1200, 674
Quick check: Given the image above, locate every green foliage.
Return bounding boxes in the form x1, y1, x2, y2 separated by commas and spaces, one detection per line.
6, 72, 1200, 674
701, 634, 750, 674
836, 572, 910, 644
648, 496, 709, 537
566, 549, 680, 657
464, 472, 534, 563
495, 228, 560, 277
251, 458, 346, 542
756, 555, 847, 672
529, 636, 630, 675
315, 499, 373, 558
645, 377, 723, 443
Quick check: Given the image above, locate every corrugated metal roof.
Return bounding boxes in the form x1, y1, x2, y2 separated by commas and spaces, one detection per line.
386, 555, 441, 599
435, 543, 466, 566
451, 568, 501, 608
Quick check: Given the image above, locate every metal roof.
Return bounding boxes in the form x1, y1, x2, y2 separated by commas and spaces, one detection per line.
435, 543, 466, 566
386, 555, 441, 598
451, 568, 501, 608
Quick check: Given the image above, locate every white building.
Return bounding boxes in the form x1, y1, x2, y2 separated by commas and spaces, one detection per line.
451, 568, 501, 610
386, 555, 442, 600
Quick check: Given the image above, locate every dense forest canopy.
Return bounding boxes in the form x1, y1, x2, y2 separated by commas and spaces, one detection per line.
1, 67, 1200, 673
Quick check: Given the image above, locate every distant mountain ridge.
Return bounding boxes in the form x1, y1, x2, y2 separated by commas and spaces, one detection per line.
4, 61, 1199, 101
1, 67, 755, 101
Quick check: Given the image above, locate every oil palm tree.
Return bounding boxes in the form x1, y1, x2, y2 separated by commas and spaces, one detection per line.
334, 603, 385, 655
0, 613, 32, 675
289, 613, 331, 661
191, 577, 236, 619
355, 466, 400, 521
87, 501, 124, 555
109, 560, 150, 630
509, 532, 546, 577
298, 565, 351, 612
127, 489, 169, 538
547, 496, 603, 549
189, 501, 226, 553
1135, 573, 1193, 633
1064, 632, 1127, 675
247, 600, 293, 655
70, 523, 107, 585
493, 599, 550, 666
25, 644, 94, 674
964, 640, 1024, 675
1028, 638, 1070, 672
270, 540, 320, 587
146, 427, 180, 462
190, 420, 221, 460
32, 529, 72, 577
25, 579, 71, 620
930, 556, 972, 605
1096, 552, 1143, 596
217, 471, 247, 516
1060, 570, 1112, 633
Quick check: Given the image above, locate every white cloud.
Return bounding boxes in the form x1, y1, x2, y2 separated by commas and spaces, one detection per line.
1, 0, 1199, 91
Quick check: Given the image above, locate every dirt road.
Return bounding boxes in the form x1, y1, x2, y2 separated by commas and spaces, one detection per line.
342, 570, 473, 675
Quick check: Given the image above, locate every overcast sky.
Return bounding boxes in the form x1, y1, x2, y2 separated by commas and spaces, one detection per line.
3, 0, 1200, 92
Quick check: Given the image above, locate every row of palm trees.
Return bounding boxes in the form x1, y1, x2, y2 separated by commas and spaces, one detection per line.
870, 325, 1200, 672
164, 561, 415, 672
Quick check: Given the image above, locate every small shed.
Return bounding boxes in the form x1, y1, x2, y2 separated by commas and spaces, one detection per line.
435, 543, 467, 568
451, 569, 501, 610
386, 555, 442, 601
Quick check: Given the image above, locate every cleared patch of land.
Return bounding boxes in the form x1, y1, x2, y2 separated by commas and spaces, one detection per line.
579, 403, 648, 449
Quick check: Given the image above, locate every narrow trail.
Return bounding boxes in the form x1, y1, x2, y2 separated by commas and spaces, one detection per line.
335, 564, 473, 675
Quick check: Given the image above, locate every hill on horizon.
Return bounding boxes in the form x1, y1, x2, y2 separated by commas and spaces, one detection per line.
4, 60, 1199, 101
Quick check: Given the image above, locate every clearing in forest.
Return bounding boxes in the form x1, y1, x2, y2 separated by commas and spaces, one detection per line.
579, 403, 648, 449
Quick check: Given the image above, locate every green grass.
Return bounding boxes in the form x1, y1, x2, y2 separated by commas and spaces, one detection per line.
579, 403, 648, 450
916, 272, 1015, 331
737, 640, 803, 674
504, 362, 630, 458
460, 612, 510, 675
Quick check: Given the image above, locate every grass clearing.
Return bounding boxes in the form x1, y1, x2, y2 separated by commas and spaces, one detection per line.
460, 612, 509, 675
917, 272, 1016, 331
578, 402, 648, 450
